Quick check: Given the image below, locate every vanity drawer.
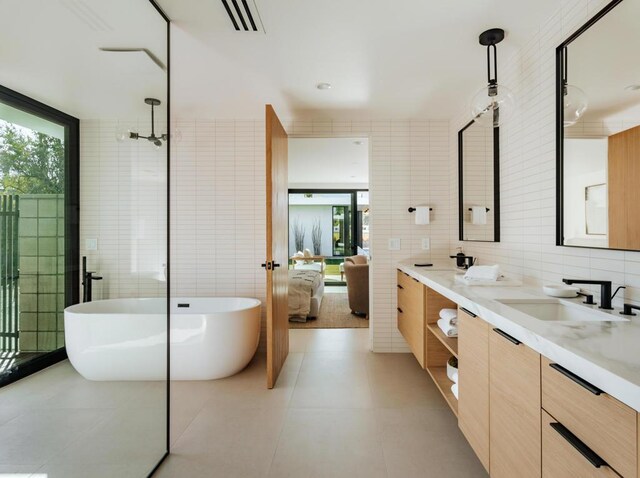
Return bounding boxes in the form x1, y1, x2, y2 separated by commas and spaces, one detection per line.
397, 270, 425, 367
542, 357, 637, 477
542, 410, 621, 478
397, 270, 422, 297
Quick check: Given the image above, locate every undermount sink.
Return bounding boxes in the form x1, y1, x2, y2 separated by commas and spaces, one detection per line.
497, 299, 629, 323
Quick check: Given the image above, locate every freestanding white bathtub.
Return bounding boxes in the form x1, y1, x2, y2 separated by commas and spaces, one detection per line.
64, 297, 261, 381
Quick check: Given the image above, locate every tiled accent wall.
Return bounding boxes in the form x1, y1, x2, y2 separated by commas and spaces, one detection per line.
80, 120, 167, 300
450, 0, 640, 307
18, 194, 65, 352
170, 119, 450, 352
170, 120, 268, 346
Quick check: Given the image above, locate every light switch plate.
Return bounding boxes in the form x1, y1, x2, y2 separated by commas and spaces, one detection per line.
388, 238, 401, 251
422, 238, 430, 250
86, 238, 98, 251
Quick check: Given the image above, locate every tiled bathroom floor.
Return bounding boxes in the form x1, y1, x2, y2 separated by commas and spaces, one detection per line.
158, 329, 487, 478
0, 360, 166, 477
0, 329, 486, 478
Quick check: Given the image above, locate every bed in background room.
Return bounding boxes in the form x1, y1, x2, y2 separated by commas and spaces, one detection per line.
288, 270, 324, 322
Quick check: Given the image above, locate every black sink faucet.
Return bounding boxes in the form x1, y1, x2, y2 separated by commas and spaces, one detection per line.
449, 255, 475, 269
562, 279, 624, 310
82, 256, 103, 302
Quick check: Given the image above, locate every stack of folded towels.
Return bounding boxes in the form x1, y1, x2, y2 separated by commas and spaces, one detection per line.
463, 264, 501, 282
447, 357, 459, 400
437, 308, 458, 337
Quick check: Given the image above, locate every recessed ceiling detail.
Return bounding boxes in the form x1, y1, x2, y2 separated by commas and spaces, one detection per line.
60, 0, 113, 32
220, 0, 264, 32
99, 48, 167, 71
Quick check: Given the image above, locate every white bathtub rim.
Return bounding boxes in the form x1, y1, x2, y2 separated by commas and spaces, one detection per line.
64, 297, 262, 315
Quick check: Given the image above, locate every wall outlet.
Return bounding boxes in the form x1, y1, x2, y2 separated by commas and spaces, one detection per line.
86, 238, 98, 251
388, 238, 401, 251
422, 238, 430, 250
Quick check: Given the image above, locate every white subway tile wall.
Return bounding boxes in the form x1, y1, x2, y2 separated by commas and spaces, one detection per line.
450, 0, 640, 307
168, 119, 450, 352
80, 120, 167, 300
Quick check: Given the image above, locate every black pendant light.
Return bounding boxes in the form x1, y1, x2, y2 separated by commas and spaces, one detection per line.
470, 28, 515, 127
128, 98, 167, 148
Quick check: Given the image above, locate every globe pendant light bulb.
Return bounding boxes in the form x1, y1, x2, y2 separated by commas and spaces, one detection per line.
471, 83, 515, 128
563, 84, 588, 127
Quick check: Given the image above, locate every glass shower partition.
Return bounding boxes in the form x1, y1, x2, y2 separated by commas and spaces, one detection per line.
0, 1, 170, 476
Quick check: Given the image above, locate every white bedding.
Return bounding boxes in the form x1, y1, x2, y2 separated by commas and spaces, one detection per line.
288, 270, 322, 321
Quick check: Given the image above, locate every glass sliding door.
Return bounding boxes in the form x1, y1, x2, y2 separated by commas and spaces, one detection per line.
289, 190, 368, 285
0, 87, 79, 383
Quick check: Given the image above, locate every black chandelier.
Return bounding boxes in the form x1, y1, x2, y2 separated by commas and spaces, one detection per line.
130, 98, 167, 147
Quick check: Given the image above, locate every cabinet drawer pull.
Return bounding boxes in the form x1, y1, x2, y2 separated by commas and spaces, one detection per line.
549, 363, 603, 396
550, 422, 608, 468
460, 307, 477, 318
492, 328, 521, 345
413, 278, 419, 283
397, 307, 403, 313
397, 284, 404, 289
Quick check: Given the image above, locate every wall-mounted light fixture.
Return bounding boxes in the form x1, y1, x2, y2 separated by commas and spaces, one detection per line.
561, 46, 588, 127
470, 28, 515, 128
117, 98, 167, 149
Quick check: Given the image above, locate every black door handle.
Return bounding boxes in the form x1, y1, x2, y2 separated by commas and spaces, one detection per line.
549, 422, 608, 468
492, 328, 521, 345
549, 363, 603, 395
272, 263, 280, 268
397, 307, 403, 313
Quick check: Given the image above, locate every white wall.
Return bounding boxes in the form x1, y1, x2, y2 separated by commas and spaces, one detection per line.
289, 205, 334, 257
168, 119, 450, 352
80, 119, 167, 300
450, 0, 640, 308
563, 138, 608, 247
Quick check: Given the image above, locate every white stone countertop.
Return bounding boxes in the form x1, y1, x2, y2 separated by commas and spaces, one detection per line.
397, 260, 640, 412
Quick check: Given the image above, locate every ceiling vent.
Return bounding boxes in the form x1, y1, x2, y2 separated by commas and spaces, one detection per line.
220, 0, 264, 32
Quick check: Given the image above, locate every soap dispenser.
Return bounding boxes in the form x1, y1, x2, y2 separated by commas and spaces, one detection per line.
453, 247, 466, 268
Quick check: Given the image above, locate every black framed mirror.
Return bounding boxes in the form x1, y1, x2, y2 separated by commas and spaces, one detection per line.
556, 0, 640, 251
458, 119, 500, 242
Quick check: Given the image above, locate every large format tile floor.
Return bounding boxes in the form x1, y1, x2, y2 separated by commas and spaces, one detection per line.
158, 329, 486, 478
0, 359, 166, 477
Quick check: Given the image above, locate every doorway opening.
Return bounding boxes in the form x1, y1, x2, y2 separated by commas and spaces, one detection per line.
286, 137, 369, 329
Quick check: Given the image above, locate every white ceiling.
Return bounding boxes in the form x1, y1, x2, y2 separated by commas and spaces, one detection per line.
289, 137, 368, 186
0, 0, 167, 120
571, 0, 640, 122
160, 0, 559, 119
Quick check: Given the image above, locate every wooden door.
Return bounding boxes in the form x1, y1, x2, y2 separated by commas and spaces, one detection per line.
489, 328, 541, 478
265, 105, 289, 389
609, 124, 640, 249
458, 307, 490, 472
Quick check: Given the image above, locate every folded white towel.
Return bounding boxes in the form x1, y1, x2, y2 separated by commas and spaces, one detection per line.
437, 318, 458, 337
464, 265, 500, 282
451, 371, 458, 384
451, 383, 459, 400
439, 308, 458, 324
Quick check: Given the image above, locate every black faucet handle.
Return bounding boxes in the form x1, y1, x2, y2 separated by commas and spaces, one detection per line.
576, 290, 595, 306
620, 303, 640, 316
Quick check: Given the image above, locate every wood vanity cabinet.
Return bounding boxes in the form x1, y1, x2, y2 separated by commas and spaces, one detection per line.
397, 270, 426, 367
489, 328, 541, 478
457, 307, 490, 473
542, 410, 620, 478
542, 357, 637, 477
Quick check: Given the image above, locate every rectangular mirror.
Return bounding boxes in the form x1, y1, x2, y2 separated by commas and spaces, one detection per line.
458, 119, 500, 242
557, 0, 640, 251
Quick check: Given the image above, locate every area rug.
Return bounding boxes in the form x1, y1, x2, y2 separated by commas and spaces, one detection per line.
289, 293, 369, 329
